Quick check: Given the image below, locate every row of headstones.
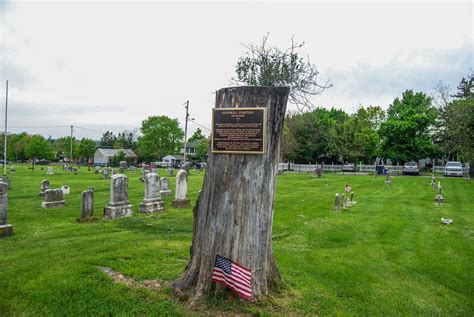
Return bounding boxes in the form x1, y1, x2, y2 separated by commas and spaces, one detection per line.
334, 192, 356, 211
62, 164, 78, 174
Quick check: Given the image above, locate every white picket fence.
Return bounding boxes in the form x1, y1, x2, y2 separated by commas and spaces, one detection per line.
278, 163, 469, 175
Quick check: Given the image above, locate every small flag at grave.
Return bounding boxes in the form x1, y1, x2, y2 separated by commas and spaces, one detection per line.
345, 183, 352, 193
212, 255, 252, 299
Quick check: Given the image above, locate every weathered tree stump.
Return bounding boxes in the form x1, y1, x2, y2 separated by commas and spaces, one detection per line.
172, 86, 289, 305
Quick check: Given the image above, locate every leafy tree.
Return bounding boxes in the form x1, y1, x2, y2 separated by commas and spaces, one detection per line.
188, 128, 206, 142
232, 34, 331, 111
111, 150, 126, 167
25, 135, 54, 168
379, 90, 438, 162
100, 131, 116, 147
451, 72, 474, 99
114, 129, 138, 150
194, 138, 209, 162
78, 138, 97, 162
137, 116, 184, 162
53, 136, 79, 160
12, 133, 31, 161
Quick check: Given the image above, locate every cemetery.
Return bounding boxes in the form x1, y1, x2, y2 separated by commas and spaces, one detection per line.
0, 164, 472, 315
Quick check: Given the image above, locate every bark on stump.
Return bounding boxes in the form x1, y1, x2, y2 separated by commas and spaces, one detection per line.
172, 86, 289, 304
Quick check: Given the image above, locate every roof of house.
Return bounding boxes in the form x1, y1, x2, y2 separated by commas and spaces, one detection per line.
182, 141, 199, 148
96, 148, 138, 158
163, 155, 184, 160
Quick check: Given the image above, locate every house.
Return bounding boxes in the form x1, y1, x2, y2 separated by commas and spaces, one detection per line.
180, 141, 198, 157
93, 148, 138, 166
161, 155, 184, 167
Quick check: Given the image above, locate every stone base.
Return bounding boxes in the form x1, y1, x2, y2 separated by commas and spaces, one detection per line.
435, 195, 444, 202
0, 224, 13, 238
139, 201, 165, 213
41, 200, 65, 209
77, 216, 99, 223
104, 204, 133, 219
160, 190, 172, 196
172, 199, 190, 208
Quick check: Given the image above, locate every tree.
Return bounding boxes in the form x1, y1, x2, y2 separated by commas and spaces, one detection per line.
173, 86, 289, 305
53, 136, 79, 161
25, 135, 54, 168
137, 116, 184, 162
379, 90, 438, 162
194, 138, 209, 162
111, 150, 126, 167
232, 34, 331, 111
78, 138, 97, 163
114, 129, 138, 150
100, 131, 116, 147
451, 72, 474, 99
188, 128, 206, 143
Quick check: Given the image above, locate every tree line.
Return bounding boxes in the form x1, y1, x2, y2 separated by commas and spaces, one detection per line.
282, 73, 473, 165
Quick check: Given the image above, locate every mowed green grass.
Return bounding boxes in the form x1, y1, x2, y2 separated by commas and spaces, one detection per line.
0, 164, 473, 316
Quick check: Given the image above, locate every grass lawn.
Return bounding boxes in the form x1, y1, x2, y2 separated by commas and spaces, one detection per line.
0, 164, 473, 316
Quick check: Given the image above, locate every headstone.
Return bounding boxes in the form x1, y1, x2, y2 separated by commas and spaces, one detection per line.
315, 166, 322, 177
384, 172, 392, 184
112, 168, 117, 175
72, 167, 78, 175
435, 181, 443, 206
77, 188, 97, 222
160, 177, 172, 196
350, 191, 356, 205
47, 167, 54, 175
0, 182, 13, 238
431, 175, 436, 188
39, 179, 50, 196
102, 168, 110, 179
139, 172, 164, 213
342, 193, 347, 209
61, 185, 70, 195
119, 161, 127, 173
167, 167, 173, 176
172, 170, 190, 208
103, 174, 133, 219
41, 189, 65, 208
130, 166, 136, 172
63, 163, 68, 170
150, 162, 157, 170
95, 166, 101, 174
9, 165, 15, 173
1, 176, 9, 189
335, 193, 340, 211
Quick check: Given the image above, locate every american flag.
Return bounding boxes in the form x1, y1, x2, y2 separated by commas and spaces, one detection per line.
212, 255, 253, 299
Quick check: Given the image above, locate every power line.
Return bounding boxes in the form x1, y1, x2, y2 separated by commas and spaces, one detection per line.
189, 119, 211, 133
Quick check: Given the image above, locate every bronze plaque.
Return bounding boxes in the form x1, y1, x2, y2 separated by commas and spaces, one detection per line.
212, 107, 266, 154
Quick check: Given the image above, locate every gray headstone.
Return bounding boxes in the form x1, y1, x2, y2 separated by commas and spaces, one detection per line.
104, 174, 133, 219
42, 188, 65, 208
47, 167, 54, 175
167, 167, 173, 176
103, 168, 110, 179
9, 165, 15, 173
119, 161, 128, 171
130, 166, 136, 172
160, 177, 172, 196
172, 169, 190, 208
335, 193, 340, 211
0, 182, 12, 238
80, 189, 94, 219
139, 172, 164, 213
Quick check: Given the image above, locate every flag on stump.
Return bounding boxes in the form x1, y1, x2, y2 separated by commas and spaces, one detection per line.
212, 255, 252, 299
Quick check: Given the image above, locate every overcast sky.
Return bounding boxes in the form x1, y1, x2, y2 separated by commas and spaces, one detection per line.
0, 1, 472, 140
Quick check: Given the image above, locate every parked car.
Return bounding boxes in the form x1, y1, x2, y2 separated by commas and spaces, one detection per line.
444, 161, 463, 177
36, 159, 50, 165
342, 163, 356, 172
402, 161, 419, 175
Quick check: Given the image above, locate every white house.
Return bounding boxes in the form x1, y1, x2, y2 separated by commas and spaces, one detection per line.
93, 148, 138, 166
161, 155, 184, 167
180, 141, 198, 157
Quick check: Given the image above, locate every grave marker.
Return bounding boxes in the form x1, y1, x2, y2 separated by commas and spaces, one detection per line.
77, 188, 97, 222
42, 189, 65, 208
103, 174, 133, 219
139, 172, 164, 213
172, 169, 190, 208
0, 182, 13, 238
160, 177, 172, 196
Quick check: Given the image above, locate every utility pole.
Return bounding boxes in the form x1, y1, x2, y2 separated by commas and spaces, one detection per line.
70, 125, 73, 164
183, 100, 189, 163
3, 80, 8, 177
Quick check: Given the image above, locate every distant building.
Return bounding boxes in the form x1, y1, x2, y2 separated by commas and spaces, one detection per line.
93, 148, 138, 166
161, 155, 184, 167
180, 141, 198, 158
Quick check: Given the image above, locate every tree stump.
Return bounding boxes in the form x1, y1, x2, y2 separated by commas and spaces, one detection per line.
173, 86, 289, 304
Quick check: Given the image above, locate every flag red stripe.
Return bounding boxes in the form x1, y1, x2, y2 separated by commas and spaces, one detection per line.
232, 261, 252, 273
212, 268, 252, 292
213, 267, 251, 288
212, 275, 252, 298
212, 278, 252, 299
231, 263, 251, 278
